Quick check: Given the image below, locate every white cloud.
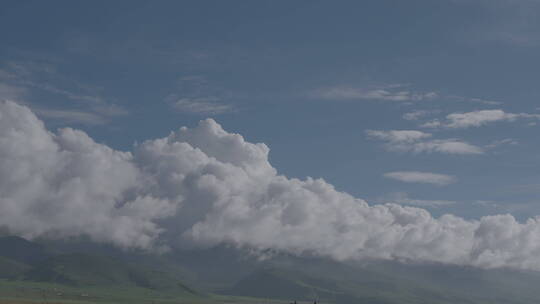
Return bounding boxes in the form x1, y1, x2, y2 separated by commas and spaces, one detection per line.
423, 109, 540, 129
384, 171, 456, 186
0, 101, 175, 249
6, 101, 540, 270
312, 85, 438, 102
366, 129, 483, 155
170, 97, 235, 115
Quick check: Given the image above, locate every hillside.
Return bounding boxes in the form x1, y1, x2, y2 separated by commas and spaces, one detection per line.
223, 257, 540, 304
4, 237, 540, 304
0, 236, 199, 301
0, 236, 50, 264
0, 256, 30, 279
24, 253, 197, 295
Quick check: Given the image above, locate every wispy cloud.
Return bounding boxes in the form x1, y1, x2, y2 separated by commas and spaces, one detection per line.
384, 171, 456, 186
311, 84, 505, 108
166, 75, 235, 115
90, 103, 130, 116
34, 108, 106, 125
365, 130, 431, 143
421, 109, 540, 129
470, 0, 540, 47
366, 129, 483, 155
0, 61, 129, 124
403, 110, 440, 121
448, 95, 503, 105
170, 97, 235, 115
485, 138, 519, 149
312, 84, 438, 102
0, 83, 27, 100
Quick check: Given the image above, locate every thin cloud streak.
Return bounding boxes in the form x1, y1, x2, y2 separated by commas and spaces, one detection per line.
170, 97, 235, 115
384, 171, 456, 186
366, 129, 484, 155
422, 109, 540, 129
379, 192, 456, 207
312, 85, 438, 102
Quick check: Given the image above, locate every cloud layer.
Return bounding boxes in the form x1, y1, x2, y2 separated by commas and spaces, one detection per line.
4, 101, 540, 270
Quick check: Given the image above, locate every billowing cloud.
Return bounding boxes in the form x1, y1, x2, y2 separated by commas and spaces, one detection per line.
0, 101, 175, 249
366, 129, 483, 154
384, 171, 456, 186
5, 101, 540, 270
422, 109, 540, 129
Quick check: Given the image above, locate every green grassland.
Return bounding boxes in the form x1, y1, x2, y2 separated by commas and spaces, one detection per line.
0, 280, 303, 304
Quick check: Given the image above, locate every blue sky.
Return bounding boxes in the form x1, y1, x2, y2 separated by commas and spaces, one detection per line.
1, 0, 539, 220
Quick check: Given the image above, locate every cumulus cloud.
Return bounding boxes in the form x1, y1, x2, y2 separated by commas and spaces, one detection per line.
312, 85, 437, 102
366, 129, 483, 154
5, 101, 540, 270
384, 171, 456, 186
422, 109, 540, 129
0, 101, 175, 249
